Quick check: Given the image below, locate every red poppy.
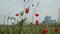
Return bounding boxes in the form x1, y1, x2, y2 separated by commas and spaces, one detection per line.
15, 13, 19, 16
54, 28, 58, 32
35, 13, 39, 17
25, 7, 29, 14
35, 20, 39, 26
42, 28, 48, 34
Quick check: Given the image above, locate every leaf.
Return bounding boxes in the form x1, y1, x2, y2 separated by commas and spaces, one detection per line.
20, 11, 24, 16
12, 17, 16, 20
9, 17, 16, 20
17, 18, 27, 26
10, 17, 12, 20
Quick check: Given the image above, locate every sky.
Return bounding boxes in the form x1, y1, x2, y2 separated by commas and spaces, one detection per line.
0, 0, 60, 24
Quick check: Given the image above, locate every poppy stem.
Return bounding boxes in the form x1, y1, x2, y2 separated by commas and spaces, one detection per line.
45, 19, 48, 34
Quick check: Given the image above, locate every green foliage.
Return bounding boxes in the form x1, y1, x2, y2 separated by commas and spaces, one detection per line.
15, 18, 27, 34
20, 11, 24, 16
7, 16, 16, 23
9, 17, 16, 20
17, 18, 27, 26
0, 26, 60, 34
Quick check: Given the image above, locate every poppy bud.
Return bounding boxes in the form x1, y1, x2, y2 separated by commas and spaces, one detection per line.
24, 0, 25, 2
15, 13, 19, 16
25, 7, 29, 14
35, 20, 39, 26
32, 4, 34, 6
54, 28, 58, 32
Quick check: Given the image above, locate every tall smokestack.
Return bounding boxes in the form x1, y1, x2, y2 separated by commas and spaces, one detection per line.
57, 8, 60, 25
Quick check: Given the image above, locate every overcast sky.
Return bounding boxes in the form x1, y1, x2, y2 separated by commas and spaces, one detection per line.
0, 0, 60, 24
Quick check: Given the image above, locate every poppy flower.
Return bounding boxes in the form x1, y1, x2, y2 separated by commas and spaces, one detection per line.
42, 28, 48, 34
54, 28, 58, 32
35, 20, 39, 26
15, 13, 19, 16
25, 7, 29, 14
35, 13, 39, 17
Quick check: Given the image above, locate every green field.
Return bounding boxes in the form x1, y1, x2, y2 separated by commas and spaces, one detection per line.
0, 25, 60, 34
